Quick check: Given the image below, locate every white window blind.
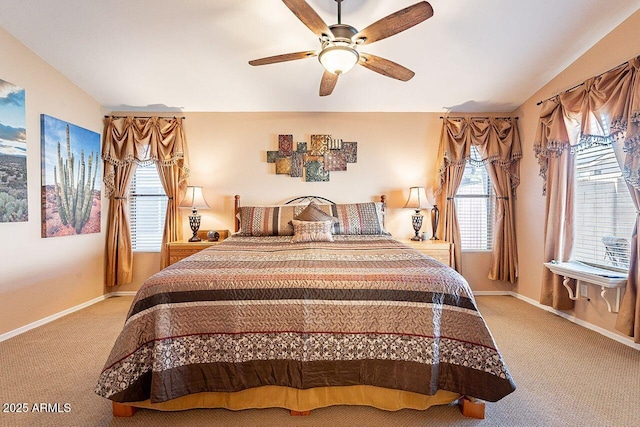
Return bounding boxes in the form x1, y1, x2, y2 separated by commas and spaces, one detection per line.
129, 164, 167, 252
454, 146, 495, 251
574, 144, 634, 269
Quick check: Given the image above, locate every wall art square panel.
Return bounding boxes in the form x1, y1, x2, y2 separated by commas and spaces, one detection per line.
267, 150, 280, 163
328, 138, 343, 150
41, 114, 101, 237
324, 151, 347, 171
343, 141, 358, 163
0, 79, 27, 222
275, 156, 292, 175
278, 134, 293, 156
290, 151, 304, 178
305, 160, 329, 182
310, 134, 330, 156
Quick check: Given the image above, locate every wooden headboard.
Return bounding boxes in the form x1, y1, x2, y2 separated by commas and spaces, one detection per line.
233, 195, 387, 232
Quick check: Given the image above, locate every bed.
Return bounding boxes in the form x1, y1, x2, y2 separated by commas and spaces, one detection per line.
96, 195, 515, 418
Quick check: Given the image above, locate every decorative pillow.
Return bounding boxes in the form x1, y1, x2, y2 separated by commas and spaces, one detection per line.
294, 202, 338, 224
238, 205, 306, 236
330, 202, 387, 235
291, 219, 334, 243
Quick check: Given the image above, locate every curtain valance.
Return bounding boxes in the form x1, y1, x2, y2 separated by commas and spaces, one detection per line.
534, 56, 640, 193
102, 116, 190, 196
436, 117, 523, 197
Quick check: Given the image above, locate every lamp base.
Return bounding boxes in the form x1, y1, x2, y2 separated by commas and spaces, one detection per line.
188, 212, 201, 242
411, 212, 423, 242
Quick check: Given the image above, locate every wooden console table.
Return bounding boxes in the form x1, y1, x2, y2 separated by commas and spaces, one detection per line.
544, 261, 627, 313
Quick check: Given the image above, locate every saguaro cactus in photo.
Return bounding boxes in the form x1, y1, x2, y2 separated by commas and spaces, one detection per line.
53, 124, 98, 233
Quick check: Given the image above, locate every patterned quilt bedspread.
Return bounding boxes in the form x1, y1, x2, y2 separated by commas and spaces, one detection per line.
95, 235, 516, 404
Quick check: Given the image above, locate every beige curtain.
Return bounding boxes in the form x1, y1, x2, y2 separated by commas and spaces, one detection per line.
434, 121, 467, 271
616, 180, 640, 341
435, 117, 522, 280
534, 55, 640, 342
103, 162, 137, 287
102, 116, 189, 287
157, 163, 184, 269
535, 99, 576, 309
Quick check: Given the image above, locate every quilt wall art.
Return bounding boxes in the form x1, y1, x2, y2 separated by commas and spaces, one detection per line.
0, 78, 27, 222
41, 114, 101, 237
266, 134, 357, 182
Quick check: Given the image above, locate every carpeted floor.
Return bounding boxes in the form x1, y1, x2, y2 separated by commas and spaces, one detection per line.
0, 295, 638, 427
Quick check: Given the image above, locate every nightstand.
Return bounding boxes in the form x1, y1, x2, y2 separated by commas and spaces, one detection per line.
166, 230, 229, 266
399, 239, 454, 267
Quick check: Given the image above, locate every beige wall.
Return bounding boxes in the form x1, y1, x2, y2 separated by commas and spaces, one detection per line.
111, 112, 512, 294
515, 9, 640, 337
0, 28, 106, 336
5, 8, 639, 341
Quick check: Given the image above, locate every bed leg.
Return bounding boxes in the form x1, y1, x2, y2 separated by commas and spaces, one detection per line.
459, 396, 485, 419
112, 402, 138, 417
290, 410, 311, 416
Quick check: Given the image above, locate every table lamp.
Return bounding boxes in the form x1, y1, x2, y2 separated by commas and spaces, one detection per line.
404, 186, 429, 241
179, 186, 210, 242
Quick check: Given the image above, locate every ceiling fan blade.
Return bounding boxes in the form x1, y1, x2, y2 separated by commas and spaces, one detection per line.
354, 2, 433, 45
359, 53, 415, 81
249, 50, 317, 66
282, 0, 332, 38
319, 71, 339, 96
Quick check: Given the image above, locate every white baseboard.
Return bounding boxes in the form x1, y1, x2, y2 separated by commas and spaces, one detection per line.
0, 294, 109, 343
474, 290, 640, 351
108, 291, 138, 297
0, 291, 138, 343
473, 291, 511, 296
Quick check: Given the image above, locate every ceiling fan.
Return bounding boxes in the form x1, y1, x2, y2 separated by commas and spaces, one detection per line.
249, 0, 434, 96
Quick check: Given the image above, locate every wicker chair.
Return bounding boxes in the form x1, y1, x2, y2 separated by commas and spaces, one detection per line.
602, 236, 629, 268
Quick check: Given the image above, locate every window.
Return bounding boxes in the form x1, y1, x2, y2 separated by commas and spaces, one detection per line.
574, 143, 635, 270
454, 146, 495, 251
129, 164, 167, 252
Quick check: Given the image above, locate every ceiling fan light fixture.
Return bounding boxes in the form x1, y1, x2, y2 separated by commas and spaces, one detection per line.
250, 1, 434, 94
318, 45, 359, 75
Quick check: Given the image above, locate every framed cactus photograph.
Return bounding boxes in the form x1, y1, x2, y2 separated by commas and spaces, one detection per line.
41, 115, 101, 238
0, 78, 27, 223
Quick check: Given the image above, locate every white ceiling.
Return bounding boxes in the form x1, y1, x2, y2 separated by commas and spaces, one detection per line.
0, 0, 638, 113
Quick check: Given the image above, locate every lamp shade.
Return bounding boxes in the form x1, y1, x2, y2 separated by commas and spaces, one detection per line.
403, 186, 429, 210
179, 186, 210, 209
318, 45, 359, 75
